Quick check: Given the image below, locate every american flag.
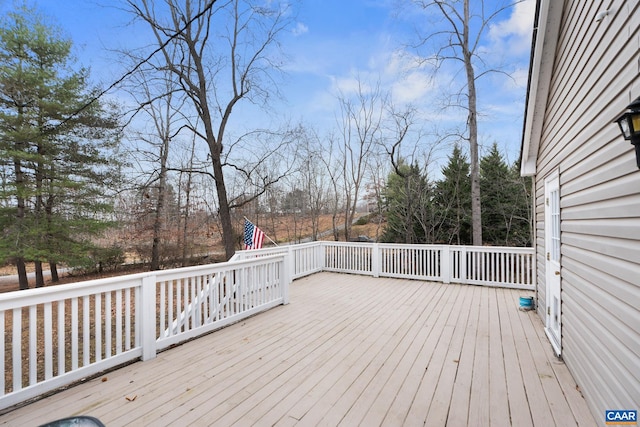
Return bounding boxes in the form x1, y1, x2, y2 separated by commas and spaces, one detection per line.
243, 219, 265, 250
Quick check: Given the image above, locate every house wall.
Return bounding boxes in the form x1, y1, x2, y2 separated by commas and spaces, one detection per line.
533, 0, 640, 420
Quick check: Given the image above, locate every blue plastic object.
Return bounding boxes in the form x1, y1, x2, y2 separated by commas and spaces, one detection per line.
519, 296, 534, 309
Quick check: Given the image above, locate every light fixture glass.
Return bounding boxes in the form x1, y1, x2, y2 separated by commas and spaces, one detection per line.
614, 97, 640, 169
617, 115, 631, 139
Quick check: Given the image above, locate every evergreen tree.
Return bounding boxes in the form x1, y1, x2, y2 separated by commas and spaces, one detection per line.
0, 6, 122, 289
507, 159, 533, 246
433, 146, 472, 245
480, 143, 511, 244
480, 143, 532, 246
381, 161, 432, 244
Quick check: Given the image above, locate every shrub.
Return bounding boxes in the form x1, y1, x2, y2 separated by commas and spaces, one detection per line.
355, 215, 370, 226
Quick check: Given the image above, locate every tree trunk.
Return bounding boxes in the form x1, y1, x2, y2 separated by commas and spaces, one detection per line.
213, 156, 235, 259
35, 261, 45, 288
151, 167, 165, 270
463, 0, 482, 246
46, 197, 59, 282
14, 145, 29, 290
182, 164, 192, 266
151, 143, 168, 271
343, 191, 352, 242
16, 258, 29, 290
150, 234, 161, 270
49, 261, 59, 282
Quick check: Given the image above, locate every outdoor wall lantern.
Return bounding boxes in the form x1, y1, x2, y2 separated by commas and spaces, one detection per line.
615, 96, 640, 169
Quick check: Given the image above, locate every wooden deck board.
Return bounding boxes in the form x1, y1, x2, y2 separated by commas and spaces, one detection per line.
505, 290, 556, 427
446, 284, 481, 426
529, 313, 596, 427
176, 276, 397, 426
335, 284, 445, 426
516, 301, 576, 426
220, 279, 424, 426
281, 280, 444, 426
0, 272, 596, 427
497, 288, 534, 427
353, 283, 452, 426
414, 280, 472, 427
488, 288, 510, 427
468, 286, 491, 426
317, 282, 446, 426
379, 283, 463, 426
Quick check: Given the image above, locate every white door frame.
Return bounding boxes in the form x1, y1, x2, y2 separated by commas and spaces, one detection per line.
544, 171, 562, 355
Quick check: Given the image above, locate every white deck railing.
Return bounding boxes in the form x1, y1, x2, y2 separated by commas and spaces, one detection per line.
0, 254, 289, 411
0, 242, 533, 411
240, 242, 535, 290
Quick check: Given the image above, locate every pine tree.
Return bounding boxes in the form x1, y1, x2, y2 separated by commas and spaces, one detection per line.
480, 143, 510, 244
433, 146, 472, 245
507, 160, 533, 246
480, 143, 532, 246
0, 6, 122, 289
381, 161, 432, 244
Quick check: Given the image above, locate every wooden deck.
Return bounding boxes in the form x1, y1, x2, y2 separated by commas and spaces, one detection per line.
0, 273, 595, 426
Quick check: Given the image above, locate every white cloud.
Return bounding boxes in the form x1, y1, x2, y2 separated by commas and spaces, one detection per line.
380, 49, 425, 77
387, 54, 436, 104
332, 73, 374, 96
371, 49, 437, 104
292, 22, 308, 36
489, 0, 536, 39
391, 71, 434, 104
488, 0, 536, 55
505, 67, 529, 90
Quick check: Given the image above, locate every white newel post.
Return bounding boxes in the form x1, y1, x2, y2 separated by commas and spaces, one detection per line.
460, 246, 468, 284
282, 256, 290, 305
287, 245, 295, 281
140, 275, 157, 361
441, 246, 451, 284
319, 242, 325, 271
372, 243, 380, 278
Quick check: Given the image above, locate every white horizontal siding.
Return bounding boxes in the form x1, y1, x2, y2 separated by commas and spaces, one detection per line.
531, 0, 640, 421
564, 219, 640, 241
562, 194, 640, 220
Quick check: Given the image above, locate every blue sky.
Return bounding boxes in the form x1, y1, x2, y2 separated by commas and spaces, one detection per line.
2, 0, 535, 168
288, 0, 535, 165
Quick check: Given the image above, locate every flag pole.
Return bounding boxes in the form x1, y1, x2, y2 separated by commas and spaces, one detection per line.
244, 216, 279, 246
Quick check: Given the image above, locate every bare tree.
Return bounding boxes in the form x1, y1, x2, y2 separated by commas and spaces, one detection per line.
411, 0, 521, 245
128, 0, 293, 259
298, 128, 328, 241
319, 132, 344, 241
125, 51, 185, 270
336, 79, 384, 241
179, 137, 197, 265
365, 157, 387, 240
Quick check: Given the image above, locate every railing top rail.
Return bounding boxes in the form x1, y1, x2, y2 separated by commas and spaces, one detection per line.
0, 273, 151, 309
320, 241, 533, 253
0, 254, 286, 309
236, 247, 290, 256
374, 243, 446, 249
449, 245, 534, 253
236, 241, 319, 254
287, 241, 323, 248
155, 254, 285, 281
321, 241, 375, 247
